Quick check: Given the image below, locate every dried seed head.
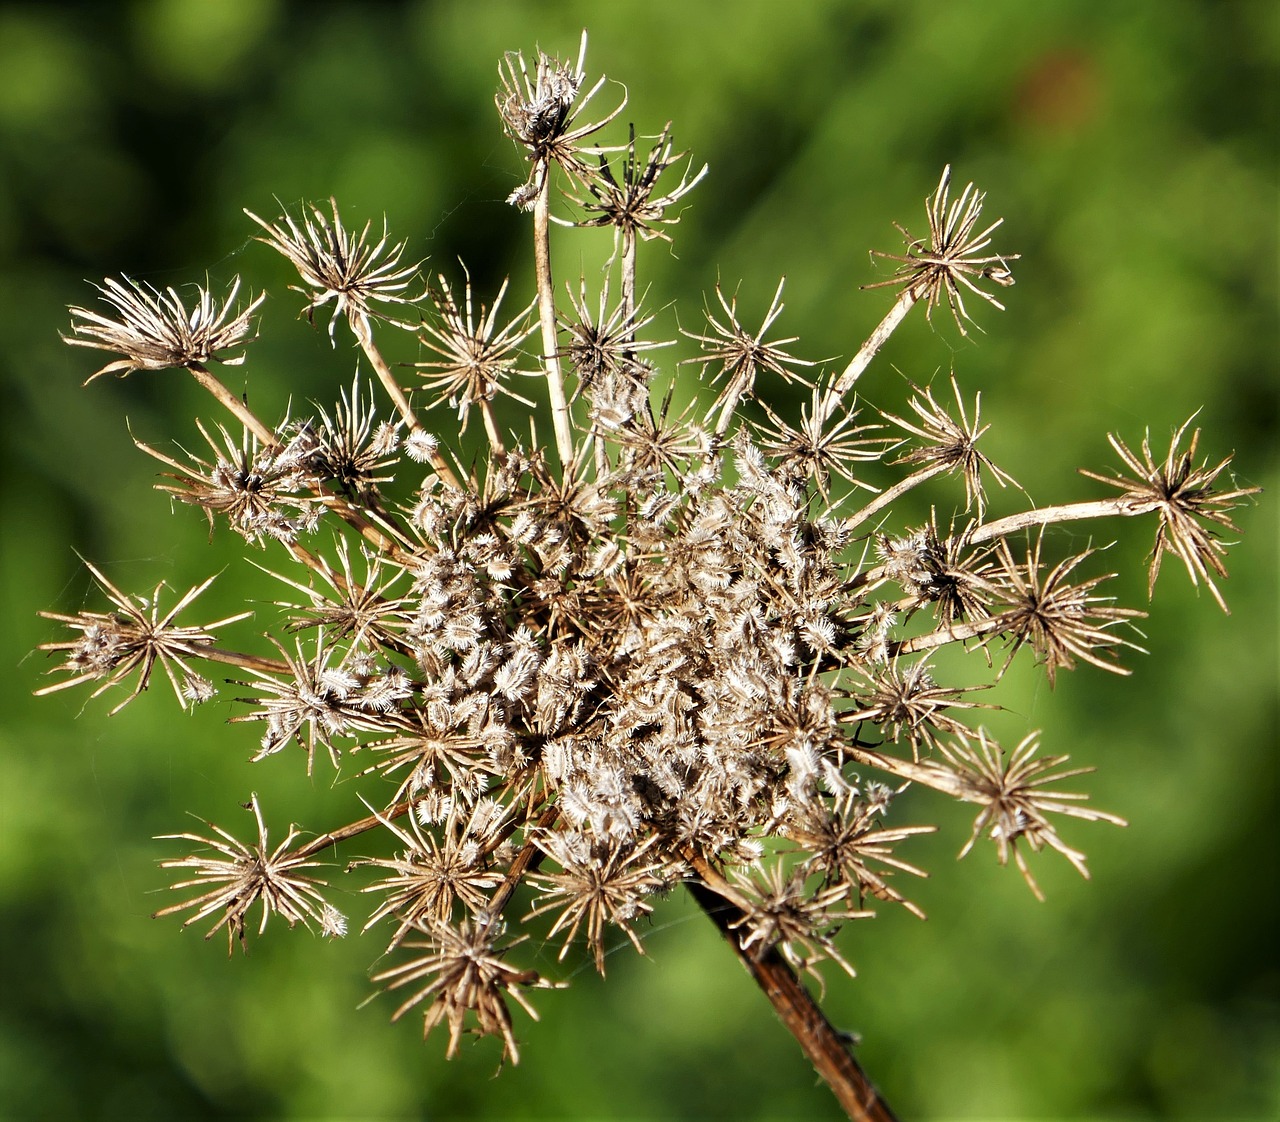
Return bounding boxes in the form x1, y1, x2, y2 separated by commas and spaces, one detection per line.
65, 275, 263, 381
938, 730, 1127, 900
415, 268, 538, 424
35, 34, 1258, 1081
866, 165, 1019, 335
153, 794, 343, 954
37, 565, 248, 714
884, 373, 1017, 515
756, 389, 891, 498
843, 657, 988, 754
246, 199, 420, 341
728, 864, 872, 991
573, 122, 707, 246
372, 917, 556, 1063
681, 278, 816, 434
137, 419, 322, 545
559, 277, 671, 390
357, 800, 506, 948
786, 785, 934, 918
1080, 417, 1261, 612
497, 30, 626, 209
991, 536, 1147, 686
526, 832, 672, 974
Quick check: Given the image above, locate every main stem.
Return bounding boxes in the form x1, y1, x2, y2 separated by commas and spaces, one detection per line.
687, 856, 900, 1122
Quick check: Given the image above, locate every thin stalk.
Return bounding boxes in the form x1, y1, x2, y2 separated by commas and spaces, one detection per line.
488, 805, 560, 917
967, 498, 1160, 544
837, 744, 966, 800
479, 399, 506, 456
686, 854, 900, 1122
308, 495, 409, 560
848, 496, 1163, 591
199, 647, 291, 675
353, 317, 418, 429
844, 460, 951, 531
712, 384, 747, 442
594, 225, 639, 482
293, 799, 414, 861
533, 174, 575, 468
620, 227, 637, 327
886, 613, 1008, 657
353, 318, 462, 490
187, 363, 276, 446
290, 790, 554, 874
819, 286, 919, 421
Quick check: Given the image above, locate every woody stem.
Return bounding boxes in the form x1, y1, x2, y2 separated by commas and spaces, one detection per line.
686, 853, 900, 1122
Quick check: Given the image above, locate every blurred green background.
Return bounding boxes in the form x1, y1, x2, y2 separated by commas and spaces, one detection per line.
1, 1, 1276, 1119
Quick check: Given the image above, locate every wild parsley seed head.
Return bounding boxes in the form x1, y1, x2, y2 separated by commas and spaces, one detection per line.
42, 32, 1258, 1088
497, 30, 626, 210
865, 164, 1020, 335
65, 275, 263, 380
153, 794, 343, 954
246, 198, 420, 340
574, 122, 708, 247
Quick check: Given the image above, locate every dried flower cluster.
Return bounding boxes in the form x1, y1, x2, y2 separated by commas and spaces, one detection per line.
42, 30, 1256, 1116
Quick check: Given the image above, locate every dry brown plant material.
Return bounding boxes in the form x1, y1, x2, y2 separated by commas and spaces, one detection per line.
42, 31, 1258, 1122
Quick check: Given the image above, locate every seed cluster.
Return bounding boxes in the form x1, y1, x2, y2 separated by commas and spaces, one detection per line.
42, 31, 1255, 1072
